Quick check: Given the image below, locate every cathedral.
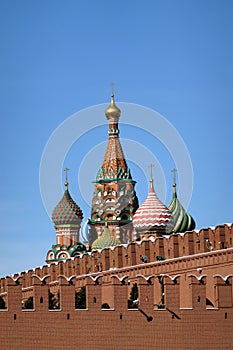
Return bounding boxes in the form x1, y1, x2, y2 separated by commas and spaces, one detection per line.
1, 92, 233, 350
46, 92, 195, 262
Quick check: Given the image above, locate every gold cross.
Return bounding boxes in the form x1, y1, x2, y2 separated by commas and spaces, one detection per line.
171, 168, 177, 184
111, 82, 115, 95
149, 163, 154, 181
64, 167, 70, 184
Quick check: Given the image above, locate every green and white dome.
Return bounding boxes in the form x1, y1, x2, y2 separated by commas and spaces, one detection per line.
168, 183, 195, 233
92, 223, 120, 251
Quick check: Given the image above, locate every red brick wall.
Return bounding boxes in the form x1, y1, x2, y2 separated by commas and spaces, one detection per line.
0, 282, 233, 350
1, 224, 233, 349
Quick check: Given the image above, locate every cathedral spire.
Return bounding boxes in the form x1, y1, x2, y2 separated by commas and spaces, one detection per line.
89, 89, 139, 246
96, 90, 130, 181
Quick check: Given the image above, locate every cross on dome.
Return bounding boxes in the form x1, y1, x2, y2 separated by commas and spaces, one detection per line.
105, 83, 121, 120
149, 163, 155, 188
171, 168, 177, 185
64, 167, 70, 190
111, 82, 115, 96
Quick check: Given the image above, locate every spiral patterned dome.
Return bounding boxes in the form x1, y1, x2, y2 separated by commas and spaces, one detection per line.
168, 184, 195, 233
133, 181, 174, 234
92, 224, 120, 251
52, 186, 83, 226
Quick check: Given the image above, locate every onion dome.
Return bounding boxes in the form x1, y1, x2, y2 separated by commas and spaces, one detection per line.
92, 223, 120, 251
105, 93, 121, 120
133, 178, 174, 235
168, 183, 196, 233
52, 181, 83, 226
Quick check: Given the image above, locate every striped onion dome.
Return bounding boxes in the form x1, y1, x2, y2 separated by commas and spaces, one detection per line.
133, 180, 174, 234
52, 183, 83, 226
92, 224, 120, 251
168, 184, 195, 233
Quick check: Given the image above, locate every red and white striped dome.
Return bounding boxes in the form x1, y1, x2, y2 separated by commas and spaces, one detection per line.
133, 182, 174, 234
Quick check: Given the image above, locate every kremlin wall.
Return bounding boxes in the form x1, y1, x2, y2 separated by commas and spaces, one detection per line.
0, 94, 233, 349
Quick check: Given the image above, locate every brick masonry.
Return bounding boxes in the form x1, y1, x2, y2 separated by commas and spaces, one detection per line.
0, 224, 233, 349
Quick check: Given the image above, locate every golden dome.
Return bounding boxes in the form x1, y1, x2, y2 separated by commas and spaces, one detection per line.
105, 93, 121, 120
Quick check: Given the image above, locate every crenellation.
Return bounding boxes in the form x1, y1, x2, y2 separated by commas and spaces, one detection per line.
214, 275, 233, 308
112, 245, 123, 268
33, 281, 49, 312
127, 242, 137, 265
25, 269, 33, 287
137, 275, 154, 311
59, 276, 75, 311
1, 270, 233, 314
49, 263, 57, 281
0, 231, 233, 319
100, 248, 110, 271
57, 260, 65, 276
155, 236, 165, 259
42, 265, 49, 276
111, 275, 128, 311
73, 256, 81, 276
169, 234, 180, 258
90, 251, 100, 272
163, 275, 180, 310
64, 258, 74, 277
188, 275, 206, 309
34, 267, 42, 278
215, 225, 226, 249
85, 276, 102, 311
82, 253, 92, 275
5, 276, 22, 312
183, 231, 195, 255
199, 228, 210, 253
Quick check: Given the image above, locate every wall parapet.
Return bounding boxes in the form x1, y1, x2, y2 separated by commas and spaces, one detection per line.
1, 224, 233, 289
0, 270, 232, 313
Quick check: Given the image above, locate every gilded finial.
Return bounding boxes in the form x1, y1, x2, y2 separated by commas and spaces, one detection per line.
149, 163, 155, 188
105, 83, 121, 120
64, 167, 70, 190
171, 168, 177, 193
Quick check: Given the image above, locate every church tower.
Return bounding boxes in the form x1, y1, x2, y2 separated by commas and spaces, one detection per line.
89, 91, 139, 245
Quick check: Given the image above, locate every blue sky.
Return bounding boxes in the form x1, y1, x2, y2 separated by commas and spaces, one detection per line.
0, 0, 233, 276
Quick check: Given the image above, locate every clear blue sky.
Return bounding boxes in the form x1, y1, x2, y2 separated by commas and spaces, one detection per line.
0, 0, 233, 276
